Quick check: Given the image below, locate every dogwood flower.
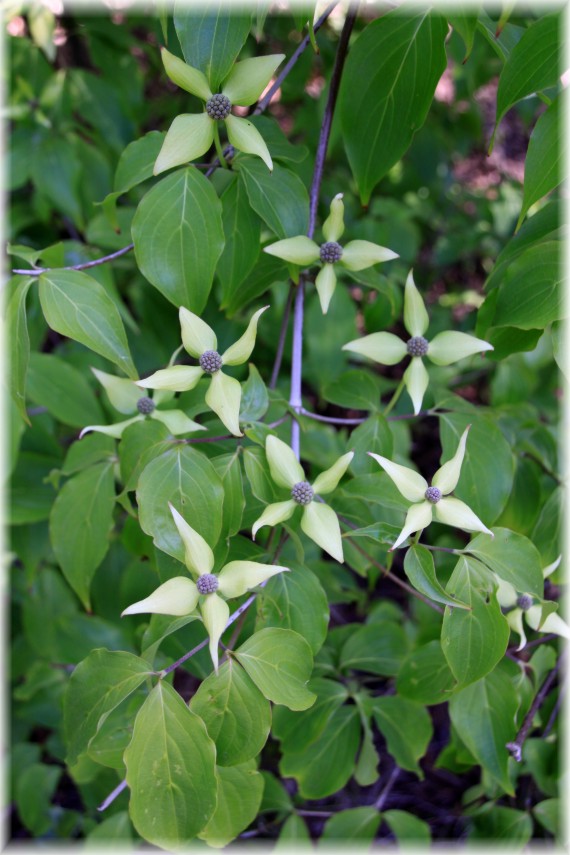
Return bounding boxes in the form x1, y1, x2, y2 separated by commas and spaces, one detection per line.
369, 426, 493, 550
343, 270, 494, 414
252, 435, 353, 563
122, 503, 289, 672
263, 193, 398, 314
137, 306, 268, 437
153, 48, 284, 174
495, 556, 569, 650
79, 368, 204, 439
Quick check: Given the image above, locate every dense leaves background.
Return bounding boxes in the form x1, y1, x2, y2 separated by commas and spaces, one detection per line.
6, 3, 564, 848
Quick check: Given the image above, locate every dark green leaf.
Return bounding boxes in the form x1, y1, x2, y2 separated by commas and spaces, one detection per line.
404, 545, 470, 609
237, 159, 309, 239
340, 10, 447, 203
397, 640, 456, 705
119, 419, 172, 493
518, 96, 561, 229
257, 564, 329, 655
15, 763, 61, 836
491, 241, 563, 330
349, 414, 393, 476
239, 363, 269, 422
469, 805, 533, 843
218, 175, 261, 305
31, 133, 84, 228
132, 168, 225, 312
38, 270, 137, 379
322, 370, 382, 412
6, 276, 33, 422
321, 807, 381, 842
340, 622, 409, 676
372, 696, 432, 777
199, 761, 264, 848
27, 353, 104, 428
211, 452, 245, 538
465, 527, 544, 596
382, 810, 431, 845
448, 12, 479, 61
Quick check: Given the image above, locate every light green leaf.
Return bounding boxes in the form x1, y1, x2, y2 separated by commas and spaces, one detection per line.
372, 696, 433, 777
441, 556, 509, 688
397, 640, 456, 705
235, 627, 316, 711
199, 761, 264, 848
276, 814, 310, 844
239, 364, 269, 423
119, 419, 172, 493
86, 812, 134, 843
237, 159, 309, 239
154, 113, 215, 175
125, 681, 217, 847
449, 664, 518, 794
321, 807, 381, 843
257, 564, 329, 655
50, 461, 116, 610
465, 527, 544, 596
354, 716, 380, 787
279, 705, 361, 798
63, 649, 153, 766
190, 657, 271, 766
114, 130, 166, 193
222, 54, 284, 106
340, 622, 409, 676
493, 13, 561, 145
404, 545, 470, 609
39, 270, 137, 379
339, 10, 447, 204
225, 114, 273, 171
6, 276, 33, 422
27, 353, 104, 428
132, 168, 225, 313
382, 809, 431, 845
491, 241, 564, 330
136, 446, 224, 564
518, 96, 562, 229
160, 47, 212, 100
206, 369, 242, 436
173, 4, 252, 90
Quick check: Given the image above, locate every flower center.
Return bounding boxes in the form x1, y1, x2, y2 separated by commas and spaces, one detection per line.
199, 350, 223, 373
516, 594, 533, 611
137, 396, 155, 415
424, 486, 442, 504
319, 241, 343, 264
206, 94, 231, 120
196, 573, 219, 595
291, 481, 314, 505
407, 336, 429, 357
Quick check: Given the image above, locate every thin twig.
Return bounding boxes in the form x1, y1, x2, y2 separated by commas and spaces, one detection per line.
269, 284, 294, 389
12, 243, 135, 276
300, 407, 366, 425
97, 778, 128, 812
374, 766, 400, 811
542, 680, 564, 738
506, 656, 562, 761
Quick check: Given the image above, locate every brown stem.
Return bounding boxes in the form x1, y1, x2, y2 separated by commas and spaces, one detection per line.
12, 243, 134, 276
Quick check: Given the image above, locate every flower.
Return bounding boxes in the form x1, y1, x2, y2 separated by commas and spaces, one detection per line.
342, 270, 494, 414
252, 435, 353, 563
369, 426, 493, 550
79, 368, 205, 439
263, 193, 398, 314
122, 503, 289, 671
153, 48, 284, 175
495, 556, 570, 649
137, 306, 268, 437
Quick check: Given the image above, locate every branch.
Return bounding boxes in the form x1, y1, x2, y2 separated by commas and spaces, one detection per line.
269, 283, 294, 390
290, 4, 358, 458
12, 243, 135, 277
506, 656, 562, 762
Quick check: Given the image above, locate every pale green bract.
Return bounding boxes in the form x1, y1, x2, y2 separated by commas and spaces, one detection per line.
251, 434, 353, 563
79, 366, 205, 439
263, 193, 398, 314
343, 270, 494, 414
369, 426, 494, 550
154, 48, 284, 174
137, 305, 268, 436
122, 503, 289, 672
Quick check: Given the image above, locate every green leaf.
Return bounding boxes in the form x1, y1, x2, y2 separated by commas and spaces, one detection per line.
322, 369, 383, 412
136, 446, 224, 564
199, 761, 264, 848
441, 557, 509, 688
63, 648, 153, 766
86, 812, 134, 843
276, 814, 310, 844
272, 677, 349, 753
189, 657, 271, 766
38, 270, 137, 379
518, 96, 561, 229
448, 664, 518, 794
237, 159, 309, 239
218, 175, 261, 307
50, 461, 116, 610
235, 627, 316, 711
257, 564, 329, 655
532, 487, 563, 566
340, 622, 409, 676
62, 433, 115, 476
404, 545, 470, 609
382, 809, 431, 845
249, 115, 308, 163
173, 3, 252, 90
469, 805, 533, 844
533, 799, 560, 836
448, 12, 479, 61
397, 641, 456, 706
279, 705, 361, 798
6, 276, 33, 422
354, 714, 380, 786
27, 353, 104, 428
31, 133, 84, 228
132, 168, 225, 313
15, 763, 61, 836
372, 696, 433, 777
115, 131, 165, 194
243, 446, 278, 503
239, 363, 269, 422
222, 251, 288, 316
465, 527, 544, 596
348, 414, 393, 476
339, 10, 448, 204
438, 407, 515, 523
321, 807, 381, 843
211, 452, 245, 538
490, 241, 564, 330
125, 681, 217, 848
119, 419, 172, 493
493, 13, 561, 145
